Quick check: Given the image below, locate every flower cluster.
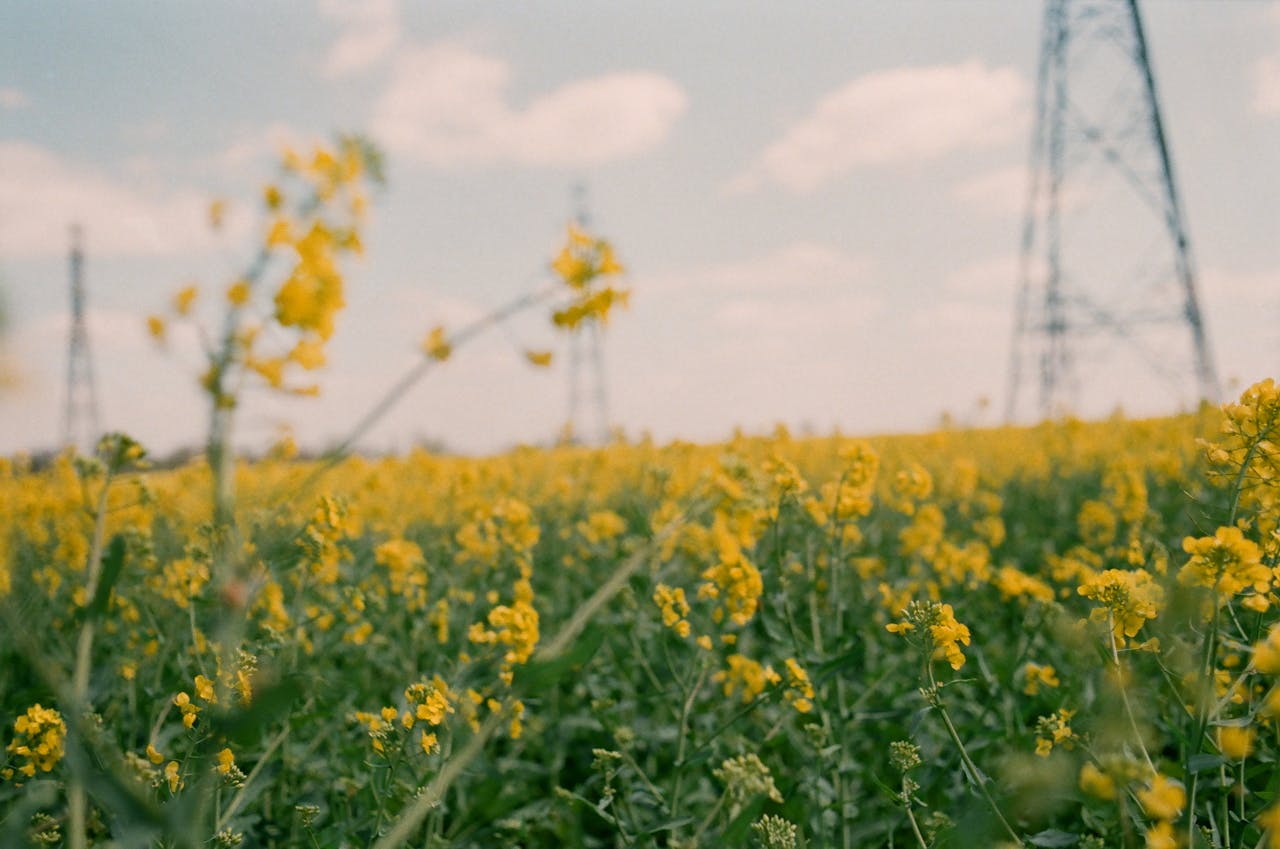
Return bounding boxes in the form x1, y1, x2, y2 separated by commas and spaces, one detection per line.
3, 704, 66, 779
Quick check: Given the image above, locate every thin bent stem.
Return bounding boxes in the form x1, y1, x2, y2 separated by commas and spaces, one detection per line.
69, 461, 117, 849
1107, 615, 1156, 773
902, 779, 930, 849
927, 665, 1024, 848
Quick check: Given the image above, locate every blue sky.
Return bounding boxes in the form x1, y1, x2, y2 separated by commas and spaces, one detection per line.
2, 1, 1278, 456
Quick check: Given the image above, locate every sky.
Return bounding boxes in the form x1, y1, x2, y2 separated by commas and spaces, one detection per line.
1, 1, 1278, 457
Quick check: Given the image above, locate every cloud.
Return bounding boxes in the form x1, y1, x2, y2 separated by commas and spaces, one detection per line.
951, 166, 1026, 216
212, 122, 309, 172
0, 87, 28, 109
0, 142, 249, 258
318, 0, 401, 77
641, 242, 872, 296
1257, 56, 1280, 116
371, 44, 688, 168
730, 61, 1029, 194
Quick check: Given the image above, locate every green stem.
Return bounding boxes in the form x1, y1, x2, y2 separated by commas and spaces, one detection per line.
903, 778, 930, 849
669, 662, 708, 821
69, 461, 116, 849
928, 666, 1024, 848
1107, 616, 1155, 773
692, 790, 727, 845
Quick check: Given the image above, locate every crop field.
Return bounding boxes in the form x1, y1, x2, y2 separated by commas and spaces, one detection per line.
4, 141, 1280, 849
5, 388, 1280, 849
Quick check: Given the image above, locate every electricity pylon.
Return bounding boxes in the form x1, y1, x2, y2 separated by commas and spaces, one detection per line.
1005, 0, 1218, 422
64, 223, 100, 452
564, 183, 611, 446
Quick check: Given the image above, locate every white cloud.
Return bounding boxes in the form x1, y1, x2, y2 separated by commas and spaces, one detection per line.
730, 61, 1029, 194
213, 122, 309, 172
1256, 55, 1280, 116
371, 44, 688, 168
0, 142, 249, 258
641, 242, 872, 296
0, 87, 29, 109
951, 166, 1026, 215
711, 292, 878, 336
319, 0, 401, 77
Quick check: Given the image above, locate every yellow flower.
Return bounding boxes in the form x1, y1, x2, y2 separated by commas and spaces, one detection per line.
5, 705, 66, 775
227, 280, 251, 306
266, 217, 292, 247
173, 285, 198, 317
146, 315, 166, 342
1253, 623, 1280, 674
929, 603, 971, 670
1145, 820, 1178, 849
1216, 725, 1255, 760
264, 184, 283, 211
288, 337, 327, 370
1023, 662, 1061, 696
174, 692, 200, 728
208, 199, 226, 230
146, 743, 164, 765
216, 748, 235, 775
524, 349, 553, 367
194, 674, 217, 704
1259, 803, 1280, 849
165, 760, 183, 792
420, 731, 439, 755
422, 326, 452, 362
1137, 773, 1186, 821
1180, 526, 1268, 597
1078, 568, 1163, 644
1078, 762, 1116, 800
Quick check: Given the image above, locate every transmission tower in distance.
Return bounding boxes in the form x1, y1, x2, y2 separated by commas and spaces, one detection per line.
64, 223, 100, 453
564, 183, 611, 446
1005, 0, 1218, 422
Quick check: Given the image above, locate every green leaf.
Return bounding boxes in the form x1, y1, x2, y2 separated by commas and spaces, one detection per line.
1027, 829, 1079, 847
1188, 753, 1225, 774
0, 780, 58, 849
86, 534, 128, 621
642, 816, 696, 835
514, 624, 605, 693
213, 675, 304, 744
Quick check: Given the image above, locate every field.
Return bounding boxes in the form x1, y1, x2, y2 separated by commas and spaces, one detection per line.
5, 143, 1280, 848
4, 385, 1280, 848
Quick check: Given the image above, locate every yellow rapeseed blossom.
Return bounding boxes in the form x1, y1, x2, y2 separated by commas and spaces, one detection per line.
1216, 725, 1255, 760
1255, 624, 1280, 674
1137, 773, 1186, 821
173, 284, 199, 317
782, 657, 815, 713
422, 326, 452, 362
653, 583, 692, 638
1078, 762, 1116, 800
715, 654, 780, 702
165, 760, 183, 793
1258, 803, 1280, 849
1034, 709, 1075, 757
1144, 820, 1178, 849
174, 692, 200, 729
1179, 526, 1268, 598
524, 349, 553, 367
1022, 662, 1060, 696
147, 315, 166, 342
886, 600, 972, 670
5, 704, 66, 777
1078, 568, 1163, 644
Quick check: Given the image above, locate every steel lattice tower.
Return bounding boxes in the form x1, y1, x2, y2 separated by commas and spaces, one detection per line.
565, 184, 611, 446
1005, 0, 1218, 422
64, 223, 100, 452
